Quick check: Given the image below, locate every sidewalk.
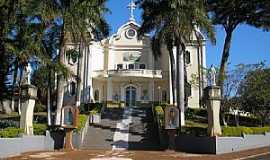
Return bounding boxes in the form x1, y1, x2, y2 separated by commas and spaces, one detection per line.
7, 147, 270, 160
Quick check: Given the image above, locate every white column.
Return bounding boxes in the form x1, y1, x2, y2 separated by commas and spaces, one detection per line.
107, 77, 113, 101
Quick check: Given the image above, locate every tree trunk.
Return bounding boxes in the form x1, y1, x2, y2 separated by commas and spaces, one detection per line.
234, 110, 239, 126
168, 47, 176, 105
75, 41, 83, 107
221, 113, 228, 127
47, 69, 52, 126
11, 64, 18, 111
55, 25, 66, 126
0, 20, 8, 104
176, 44, 185, 127
218, 30, 233, 94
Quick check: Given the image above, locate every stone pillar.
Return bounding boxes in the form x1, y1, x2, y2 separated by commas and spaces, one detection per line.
204, 86, 222, 137
107, 77, 113, 101
20, 85, 37, 135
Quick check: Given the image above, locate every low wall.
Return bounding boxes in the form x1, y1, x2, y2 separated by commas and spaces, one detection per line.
175, 135, 216, 154
0, 131, 54, 158
174, 132, 270, 154
216, 132, 270, 154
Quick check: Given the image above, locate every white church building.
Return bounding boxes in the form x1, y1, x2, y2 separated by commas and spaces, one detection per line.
63, 1, 207, 109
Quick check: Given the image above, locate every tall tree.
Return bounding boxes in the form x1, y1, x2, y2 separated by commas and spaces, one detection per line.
33, 0, 109, 125
0, 0, 47, 113
138, 0, 215, 127
239, 67, 270, 127
207, 0, 270, 93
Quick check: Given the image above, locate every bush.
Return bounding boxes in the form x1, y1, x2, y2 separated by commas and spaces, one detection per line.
74, 114, 88, 133
33, 123, 48, 135
224, 114, 261, 126
89, 103, 102, 115
154, 106, 165, 128
34, 102, 46, 112
0, 120, 19, 129
186, 108, 207, 119
0, 127, 23, 138
153, 102, 167, 109
222, 126, 270, 137
181, 126, 207, 136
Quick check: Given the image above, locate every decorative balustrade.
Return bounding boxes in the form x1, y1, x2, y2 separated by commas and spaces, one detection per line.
93, 69, 163, 78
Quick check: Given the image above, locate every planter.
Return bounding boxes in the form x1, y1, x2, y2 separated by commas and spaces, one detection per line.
89, 113, 101, 124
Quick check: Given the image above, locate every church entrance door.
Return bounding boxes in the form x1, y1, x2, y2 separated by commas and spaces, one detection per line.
125, 86, 136, 107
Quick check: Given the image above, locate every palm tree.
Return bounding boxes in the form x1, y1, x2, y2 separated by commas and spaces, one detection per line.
207, 0, 270, 92
33, 0, 109, 125
138, 0, 215, 127
0, 0, 48, 114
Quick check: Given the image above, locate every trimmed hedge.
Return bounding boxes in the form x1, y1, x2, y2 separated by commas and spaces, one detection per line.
0, 120, 19, 129
33, 123, 48, 135
222, 126, 270, 137
0, 127, 23, 138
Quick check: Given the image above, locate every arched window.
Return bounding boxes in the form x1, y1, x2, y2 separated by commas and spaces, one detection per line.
94, 90, 99, 102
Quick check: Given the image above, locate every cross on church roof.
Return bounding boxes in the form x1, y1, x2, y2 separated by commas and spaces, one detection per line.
128, 0, 136, 21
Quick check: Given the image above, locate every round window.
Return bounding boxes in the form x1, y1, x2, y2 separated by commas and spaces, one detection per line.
126, 29, 136, 39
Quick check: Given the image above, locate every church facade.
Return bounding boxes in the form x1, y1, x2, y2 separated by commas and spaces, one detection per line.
63, 5, 207, 109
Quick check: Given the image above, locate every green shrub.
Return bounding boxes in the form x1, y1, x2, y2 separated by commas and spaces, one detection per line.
74, 114, 88, 133
0, 120, 19, 129
222, 126, 270, 137
0, 127, 23, 138
89, 103, 102, 115
153, 102, 167, 109
80, 103, 103, 113
224, 114, 261, 126
181, 126, 207, 136
34, 102, 46, 112
186, 108, 207, 119
252, 127, 270, 134
33, 123, 48, 135
155, 106, 165, 128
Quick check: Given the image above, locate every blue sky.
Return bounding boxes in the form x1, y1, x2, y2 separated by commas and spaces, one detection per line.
105, 0, 270, 67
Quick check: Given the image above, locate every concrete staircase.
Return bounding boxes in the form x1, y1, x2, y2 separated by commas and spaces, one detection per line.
80, 107, 161, 150
80, 109, 123, 150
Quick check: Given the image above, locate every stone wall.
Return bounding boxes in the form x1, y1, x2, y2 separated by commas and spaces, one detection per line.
0, 132, 54, 158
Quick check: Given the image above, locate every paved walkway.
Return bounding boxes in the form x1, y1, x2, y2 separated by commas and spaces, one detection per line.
8, 147, 270, 160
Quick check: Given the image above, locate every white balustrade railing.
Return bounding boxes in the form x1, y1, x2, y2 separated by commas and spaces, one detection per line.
93, 69, 163, 78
